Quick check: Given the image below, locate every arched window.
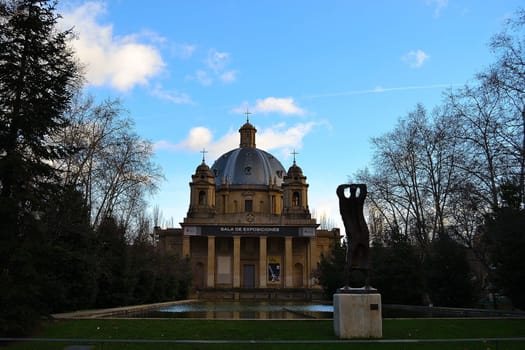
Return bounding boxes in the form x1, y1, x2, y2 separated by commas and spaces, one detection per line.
292, 192, 300, 207
198, 190, 206, 205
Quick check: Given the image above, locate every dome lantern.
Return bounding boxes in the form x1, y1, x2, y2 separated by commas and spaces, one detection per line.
239, 121, 256, 148
212, 115, 286, 187
239, 109, 256, 148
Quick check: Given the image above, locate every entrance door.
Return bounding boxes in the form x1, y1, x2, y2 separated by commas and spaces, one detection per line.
242, 264, 256, 288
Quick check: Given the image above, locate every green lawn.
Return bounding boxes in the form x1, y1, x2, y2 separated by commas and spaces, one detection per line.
4, 318, 525, 350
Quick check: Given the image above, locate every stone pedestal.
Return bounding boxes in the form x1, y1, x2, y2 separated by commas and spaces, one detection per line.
333, 292, 382, 339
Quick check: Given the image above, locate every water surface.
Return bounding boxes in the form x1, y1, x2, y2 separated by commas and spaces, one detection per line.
128, 301, 333, 319
121, 301, 518, 319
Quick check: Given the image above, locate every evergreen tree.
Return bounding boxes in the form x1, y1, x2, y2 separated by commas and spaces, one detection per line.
41, 187, 98, 312
315, 241, 347, 298
128, 231, 159, 304
370, 239, 424, 305
424, 237, 475, 307
128, 230, 192, 304
485, 207, 525, 310
94, 216, 130, 308
0, 0, 80, 199
0, 0, 80, 335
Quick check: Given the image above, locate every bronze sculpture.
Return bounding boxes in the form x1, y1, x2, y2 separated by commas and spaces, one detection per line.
336, 184, 371, 289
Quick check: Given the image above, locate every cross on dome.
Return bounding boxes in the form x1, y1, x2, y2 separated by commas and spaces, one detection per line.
244, 109, 252, 123
291, 149, 299, 165
200, 148, 208, 163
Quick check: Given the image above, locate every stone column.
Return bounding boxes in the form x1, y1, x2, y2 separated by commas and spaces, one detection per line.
207, 236, 215, 288
309, 237, 317, 288
284, 236, 293, 288
306, 237, 312, 287
233, 236, 241, 288
182, 236, 190, 258
259, 236, 267, 288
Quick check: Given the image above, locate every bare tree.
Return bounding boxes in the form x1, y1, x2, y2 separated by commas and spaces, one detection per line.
369, 106, 434, 247
446, 83, 509, 212
152, 204, 164, 228
312, 209, 336, 230
480, 8, 525, 206
355, 104, 461, 249
354, 168, 408, 243
54, 95, 163, 230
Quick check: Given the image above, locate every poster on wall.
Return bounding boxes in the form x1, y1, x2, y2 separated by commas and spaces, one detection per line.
268, 256, 281, 282
216, 256, 232, 284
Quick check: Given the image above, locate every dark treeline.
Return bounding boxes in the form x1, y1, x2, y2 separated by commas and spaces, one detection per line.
318, 8, 525, 310
0, 0, 189, 336
317, 235, 476, 307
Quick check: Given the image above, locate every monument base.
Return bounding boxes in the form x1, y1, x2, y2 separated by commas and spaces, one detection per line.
333, 292, 382, 339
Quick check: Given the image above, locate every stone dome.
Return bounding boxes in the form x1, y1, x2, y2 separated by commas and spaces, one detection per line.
195, 161, 212, 175
287, 162, 303, 177
211, 147, 286, 186
211, 120, 286, 186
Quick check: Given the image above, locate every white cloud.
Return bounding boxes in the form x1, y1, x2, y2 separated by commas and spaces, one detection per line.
426, 0, 448, 17
207, 49, 230, 73
194, 70, 213, 86
154, 140, 179, 152
189, 48, 238, 86
154, 122, 318, 161
183, 127, 214, 150
155, 127, 213, 153
255, 97, 305, 115
402, 49, 430, 68
171, 43, 196, 59
220, 70, 238, 83
233, 97, 306, 116
208, 131, 239, 159
151, 85, 193, 104
155, 126, 237, 161
60, 1, 165, 91
257, 122, 317, 157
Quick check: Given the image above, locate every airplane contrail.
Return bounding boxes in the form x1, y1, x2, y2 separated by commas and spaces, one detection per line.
301, 83, 462, 99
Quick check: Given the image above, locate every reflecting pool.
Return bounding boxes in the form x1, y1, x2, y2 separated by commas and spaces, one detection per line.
126, 301, 333, 319
115, 300, 522, 320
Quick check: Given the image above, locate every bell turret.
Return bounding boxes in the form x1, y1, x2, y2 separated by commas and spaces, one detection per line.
282, 150, 310, 219
187, 150, 216, 218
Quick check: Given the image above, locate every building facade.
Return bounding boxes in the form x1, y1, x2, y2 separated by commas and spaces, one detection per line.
156, 120, 339, 294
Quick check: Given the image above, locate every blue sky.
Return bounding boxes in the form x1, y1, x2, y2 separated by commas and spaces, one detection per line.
58, 0, 523, 229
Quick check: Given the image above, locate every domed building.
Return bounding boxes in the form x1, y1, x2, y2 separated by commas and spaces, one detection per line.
156, 119, 340, 299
